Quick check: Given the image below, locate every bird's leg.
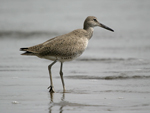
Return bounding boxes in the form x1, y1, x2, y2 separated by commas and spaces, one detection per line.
48, 60, 57, 93
60, 62, 66, 92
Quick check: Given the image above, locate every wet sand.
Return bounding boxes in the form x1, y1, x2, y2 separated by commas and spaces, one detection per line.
0, 0, 150, 113
0, 36, 150, 113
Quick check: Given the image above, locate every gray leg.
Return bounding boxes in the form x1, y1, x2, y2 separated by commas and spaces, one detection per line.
60, 62, 65, 92
48, 60, 57, 93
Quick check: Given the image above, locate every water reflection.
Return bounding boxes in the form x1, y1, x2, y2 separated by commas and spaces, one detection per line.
48, 92, 100, 113
49, 93, 65, 113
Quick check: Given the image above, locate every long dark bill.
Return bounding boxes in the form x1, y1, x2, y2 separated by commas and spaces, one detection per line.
99, 23, 114, 32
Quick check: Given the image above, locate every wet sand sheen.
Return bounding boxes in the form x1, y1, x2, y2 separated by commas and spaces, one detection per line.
0, 36, 150, 112
1, 34, 150, 112
0, 50, 150, 112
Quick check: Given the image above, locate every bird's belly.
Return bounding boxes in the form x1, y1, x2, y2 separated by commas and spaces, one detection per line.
58, 54, 81, 62
40, 53, 81, 62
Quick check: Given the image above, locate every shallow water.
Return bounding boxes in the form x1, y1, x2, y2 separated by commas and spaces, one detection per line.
0, 0, 150, 113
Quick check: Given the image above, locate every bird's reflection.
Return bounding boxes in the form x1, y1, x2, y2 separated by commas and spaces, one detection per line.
49, 92, 65, 113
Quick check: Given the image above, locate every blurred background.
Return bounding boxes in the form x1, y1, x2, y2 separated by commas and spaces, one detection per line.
0, 0, 150, 58
0, 0, 150, 113
0, 0, 150, 33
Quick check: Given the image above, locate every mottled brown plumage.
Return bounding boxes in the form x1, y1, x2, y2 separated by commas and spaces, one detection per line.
20, 16, 114, 93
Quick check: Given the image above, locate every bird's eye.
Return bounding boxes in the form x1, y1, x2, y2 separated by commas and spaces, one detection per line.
93, 19, 97, 22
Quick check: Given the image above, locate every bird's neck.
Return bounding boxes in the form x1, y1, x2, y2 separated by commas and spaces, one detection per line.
83, 26, 94, 40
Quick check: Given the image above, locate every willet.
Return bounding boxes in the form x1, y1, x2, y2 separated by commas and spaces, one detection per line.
20, 16, 114, 93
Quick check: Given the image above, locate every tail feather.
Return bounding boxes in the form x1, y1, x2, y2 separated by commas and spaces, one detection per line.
20, 48, 28, 51
20, 47, 36, 55
21, 51, 35, 55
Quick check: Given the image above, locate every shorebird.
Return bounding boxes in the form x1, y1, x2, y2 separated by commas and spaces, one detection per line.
20, 16, 114, 93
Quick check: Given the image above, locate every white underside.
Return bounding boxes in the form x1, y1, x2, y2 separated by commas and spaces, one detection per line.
41, 54, 81, 62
